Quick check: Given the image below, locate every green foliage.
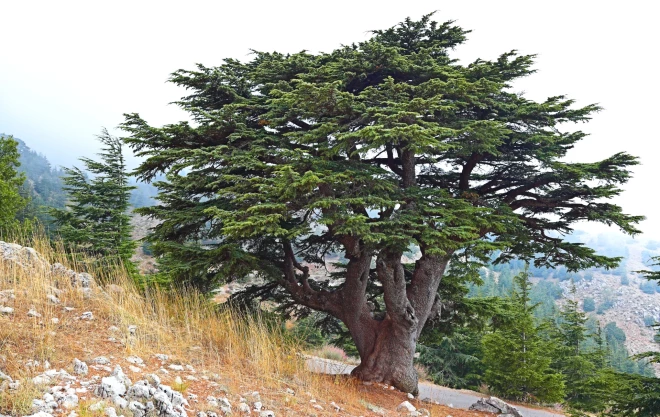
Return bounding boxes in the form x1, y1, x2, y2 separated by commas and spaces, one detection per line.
9, 135, 67, 227
600, 322, 654, 376
640, 280, 658, 294
596, 296, 615, 315
481, 270, 565, 403
583, 297, 595, 312
289, 316, 327, 348
607, 373, 660, 417
417, 329, 483, 389
120, 15, 642, 394
123, 14, 640, 292
49, 129, 137, 275
549, 289, 619, 412
0, 135, 27, 231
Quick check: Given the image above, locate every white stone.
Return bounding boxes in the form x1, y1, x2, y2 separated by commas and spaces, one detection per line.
396, 401, 416, 412
127, 381, 151, 400
47, 294, 60, 304
62, 394, 79, 409
96, 366, 131, 399
24, 412, 54, 417
129, 401, 147, 417
73, 358, 88, 375
114, 396, 129, 409
80, 311, 94, 320
0, 306, 13, 315
168, 364, 184, 371
126, 356, 144, 365
28, 307, 41, 317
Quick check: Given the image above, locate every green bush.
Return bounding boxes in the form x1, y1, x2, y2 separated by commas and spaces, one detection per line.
583, 298, 596, 312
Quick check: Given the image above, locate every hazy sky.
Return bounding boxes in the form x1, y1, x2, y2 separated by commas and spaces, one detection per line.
1, 1, 658, 236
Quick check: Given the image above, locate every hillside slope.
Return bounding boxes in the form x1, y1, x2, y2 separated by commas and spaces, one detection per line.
0, 239, 494, 417
559, 242, 660, 372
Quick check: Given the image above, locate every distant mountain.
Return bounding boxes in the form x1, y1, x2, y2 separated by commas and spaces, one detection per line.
129, 176, 163, 209
2, 133, 161, 219
469, 233, 660, 377
14, 136, 68, 209
0, 133, 68, 225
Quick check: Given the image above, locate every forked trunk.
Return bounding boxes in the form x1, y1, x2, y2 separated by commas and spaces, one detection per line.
349, 316, 419, 394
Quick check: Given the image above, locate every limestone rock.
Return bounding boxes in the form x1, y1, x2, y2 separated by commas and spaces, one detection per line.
468, 399, 500, 413
73, 358, 88, 376
126, 356, 144, 366
96, 366, 132, 399
468, 397, 522, 417
396, 401, 416, 412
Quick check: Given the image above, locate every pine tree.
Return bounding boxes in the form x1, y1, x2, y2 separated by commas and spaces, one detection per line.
552, 285, 617, 412
0, 135, 27, 231
121, 14, 642, 393
608, 261, 660, 415
482, 270, 564, 403
50, 129, 136, 273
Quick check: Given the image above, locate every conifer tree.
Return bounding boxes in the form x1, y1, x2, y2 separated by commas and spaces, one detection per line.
0, 135, 27, 231
552, 286, 616, 412
50, 129, 136, 273
608, 261, 660, 415
482, 270, 564, 403
122, 14, 642, 393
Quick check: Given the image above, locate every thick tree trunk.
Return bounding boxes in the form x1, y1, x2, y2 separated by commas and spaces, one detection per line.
349, 316, 419, 394
344, 254, 450, 394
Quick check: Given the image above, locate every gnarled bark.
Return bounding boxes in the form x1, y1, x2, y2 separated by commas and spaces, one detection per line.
350, 315, 419, 394
343, 253, 450, 394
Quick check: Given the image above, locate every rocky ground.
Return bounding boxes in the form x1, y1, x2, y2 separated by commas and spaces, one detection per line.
1, 240, 503, 417
556, 244, 660, 373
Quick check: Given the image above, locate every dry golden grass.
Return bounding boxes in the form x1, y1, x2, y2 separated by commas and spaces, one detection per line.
0, 230, 494, 417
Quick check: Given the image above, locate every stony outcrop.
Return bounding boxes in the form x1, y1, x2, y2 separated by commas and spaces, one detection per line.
469, 397, 523, 417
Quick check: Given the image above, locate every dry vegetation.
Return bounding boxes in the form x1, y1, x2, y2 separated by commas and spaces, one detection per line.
0, 231, 492, 417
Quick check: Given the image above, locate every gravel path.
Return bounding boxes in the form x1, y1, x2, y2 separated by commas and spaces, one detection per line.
306, 357, 564, 417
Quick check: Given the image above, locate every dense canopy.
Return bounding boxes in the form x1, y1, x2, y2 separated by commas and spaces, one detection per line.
122, 14, 641, 392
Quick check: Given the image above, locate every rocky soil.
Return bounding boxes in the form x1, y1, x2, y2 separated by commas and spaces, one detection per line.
555, 243, 660, 374
1, 241, 496, 417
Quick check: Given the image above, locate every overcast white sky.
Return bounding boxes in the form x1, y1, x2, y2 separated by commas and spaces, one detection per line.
1, 0, 658, 237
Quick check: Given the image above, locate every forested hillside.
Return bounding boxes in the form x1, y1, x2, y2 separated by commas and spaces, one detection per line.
2, 13, 660, 416
1, 133, 159, 218
1, 134, 68, 224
